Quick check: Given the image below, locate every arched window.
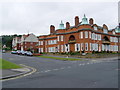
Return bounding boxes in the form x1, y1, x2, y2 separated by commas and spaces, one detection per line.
103, 36, 110, 41
69, 35, 75, 41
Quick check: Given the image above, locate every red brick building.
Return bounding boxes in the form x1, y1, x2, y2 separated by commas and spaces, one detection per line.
12, 33, 38, 52
38, 15, 120, 53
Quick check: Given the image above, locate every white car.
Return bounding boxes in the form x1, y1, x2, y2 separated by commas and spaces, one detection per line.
21, 51, 27, 55
2, 50, 6, 53
26, 51, 33, 56
16, 50, 21, 55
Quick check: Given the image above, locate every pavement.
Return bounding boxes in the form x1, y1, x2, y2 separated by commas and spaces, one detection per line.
1, 66, 32, 80
2, 53, 119, 88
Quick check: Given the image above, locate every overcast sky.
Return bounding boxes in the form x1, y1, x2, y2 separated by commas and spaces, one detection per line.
0, 0, 119, 36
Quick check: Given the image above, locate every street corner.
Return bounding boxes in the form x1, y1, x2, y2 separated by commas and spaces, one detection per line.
1, 64, 37, 81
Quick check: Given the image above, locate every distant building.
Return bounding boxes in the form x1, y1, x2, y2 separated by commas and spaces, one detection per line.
38, 14, 120, 53
12, 37, 21, 50
3, 45, 7, 48
12, 33, 38, 52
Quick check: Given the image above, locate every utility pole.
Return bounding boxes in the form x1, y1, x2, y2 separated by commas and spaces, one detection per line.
118, 23, 120, 54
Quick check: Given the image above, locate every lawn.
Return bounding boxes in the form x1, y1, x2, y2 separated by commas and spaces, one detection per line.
0, 58, 21, 69
38, 56, 82, 61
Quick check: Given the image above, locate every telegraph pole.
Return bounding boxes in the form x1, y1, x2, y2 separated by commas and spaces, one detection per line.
118, 23, 120, 54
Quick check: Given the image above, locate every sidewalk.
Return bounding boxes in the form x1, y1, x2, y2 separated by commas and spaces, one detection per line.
0, 67, 31, 80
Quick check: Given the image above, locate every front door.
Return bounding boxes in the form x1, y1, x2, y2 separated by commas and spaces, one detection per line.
69, 44, 75, 52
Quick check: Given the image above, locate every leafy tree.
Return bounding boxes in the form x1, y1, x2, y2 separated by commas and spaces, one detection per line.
1, 34, 22, 50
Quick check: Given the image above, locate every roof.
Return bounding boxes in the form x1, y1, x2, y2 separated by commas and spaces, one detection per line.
70, 26, 75, 29
80, 14, 88, 25
97, 26, 103, 29
115, 26, 120, 33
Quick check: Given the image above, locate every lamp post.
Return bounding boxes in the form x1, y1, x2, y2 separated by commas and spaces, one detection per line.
65, 44, 69, 58
118, 23, 120, 54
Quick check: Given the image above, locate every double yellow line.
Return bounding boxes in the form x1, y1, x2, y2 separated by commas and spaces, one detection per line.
2, 64, 37, 81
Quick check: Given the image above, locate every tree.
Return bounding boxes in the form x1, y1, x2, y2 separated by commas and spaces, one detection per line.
1, 34, 22, 50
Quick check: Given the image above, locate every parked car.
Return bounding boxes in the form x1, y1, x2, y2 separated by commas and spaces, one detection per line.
21, 51, 25, 55
24, 51, 28, 55
26, 51, 33, 56
11, 51, 17, 54
21, 51, 28, 55
16, 50, 21, 55
2, 50, 6, 53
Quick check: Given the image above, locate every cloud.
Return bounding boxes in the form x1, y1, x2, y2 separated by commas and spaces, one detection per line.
0, 2, 118, 36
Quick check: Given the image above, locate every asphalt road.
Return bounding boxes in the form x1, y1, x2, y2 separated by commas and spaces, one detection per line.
2, 53, 118, 88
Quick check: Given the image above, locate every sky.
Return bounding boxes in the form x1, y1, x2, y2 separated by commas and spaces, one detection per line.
0, 0, 119, 36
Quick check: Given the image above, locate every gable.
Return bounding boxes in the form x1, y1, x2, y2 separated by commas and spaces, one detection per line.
25, 34, 38, 42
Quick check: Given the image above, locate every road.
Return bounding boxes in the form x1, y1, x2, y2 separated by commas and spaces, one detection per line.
2, 53, 118, 88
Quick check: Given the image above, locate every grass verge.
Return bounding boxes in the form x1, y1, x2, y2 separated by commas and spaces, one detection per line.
0, 58, 22, 69
38, 56, 82, 61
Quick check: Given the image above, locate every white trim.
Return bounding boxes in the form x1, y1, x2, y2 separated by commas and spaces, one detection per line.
89, 32, 91, 38
81, 32, 83, 39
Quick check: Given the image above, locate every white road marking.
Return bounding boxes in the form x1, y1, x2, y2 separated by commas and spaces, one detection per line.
87, 63, 90, 64
79, 63, 85, 66
60, 67, 65, 69
40, 71, 44, 73
36, 72, 40, 74
53, 69, 59, 71
44, 70, 51, 72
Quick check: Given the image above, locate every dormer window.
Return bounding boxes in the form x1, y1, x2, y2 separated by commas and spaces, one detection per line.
103, 29, 108, 34
113, 31, 115, 35
94, 26, 97, 31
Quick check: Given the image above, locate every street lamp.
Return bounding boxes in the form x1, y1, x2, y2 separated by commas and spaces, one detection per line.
65, 44, 69, 58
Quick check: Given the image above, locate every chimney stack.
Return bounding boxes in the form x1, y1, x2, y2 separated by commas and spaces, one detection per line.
103, 24, 108, 30
75, 16, 79, 27
50, 25, 55, 34
66, 22, 70, 29
89, 18, 94, 25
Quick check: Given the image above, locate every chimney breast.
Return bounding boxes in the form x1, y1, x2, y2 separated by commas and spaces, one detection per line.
66, 22, 70, 29
89, 18, 94, 25
75, 16, 79, 27
50, 25, 55, 34
103, 24, 108, 30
